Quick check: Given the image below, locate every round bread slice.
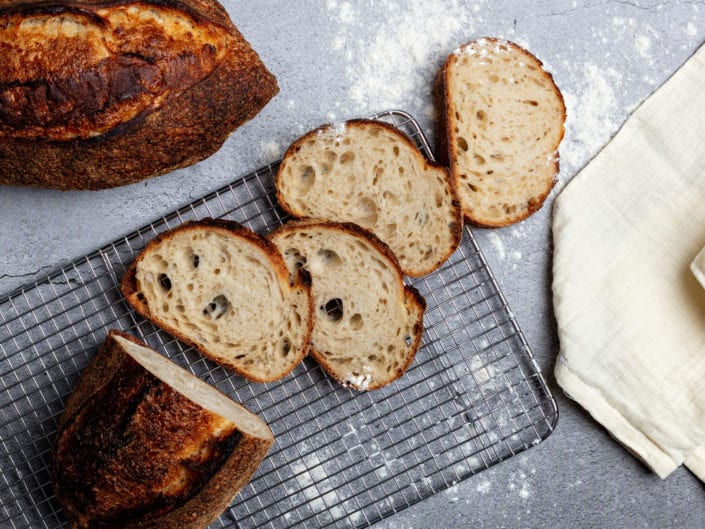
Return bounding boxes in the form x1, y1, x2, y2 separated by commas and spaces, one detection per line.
435, 37, 566, 227
275, 119, 462, 277
51, 330, 274, 529
121, 218, 313, 382
269, 220, 426, 391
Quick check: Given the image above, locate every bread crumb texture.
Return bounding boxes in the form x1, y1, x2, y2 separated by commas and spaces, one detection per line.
130, 224, 310, 382
270, 221, 425, 390
444, 38, 565, 227
277, 120, 461, 276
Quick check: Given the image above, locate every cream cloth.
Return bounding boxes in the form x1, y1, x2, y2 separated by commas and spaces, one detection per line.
552, 42, 705, 480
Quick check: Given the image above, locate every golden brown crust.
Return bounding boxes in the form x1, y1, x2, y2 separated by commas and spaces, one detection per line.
0, 0, 278, 190
435, 37, 566, 228
51, 330, 273, 529
121, 219, 314, 383
268, 219, 426, 390
275, 119, 463, 277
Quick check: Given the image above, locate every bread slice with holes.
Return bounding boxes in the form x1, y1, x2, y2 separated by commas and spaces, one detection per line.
275, 119, 462, 277
269, 220, 426, 390
435, 37, 566, 227
121, 219, 313, 382
52, 330, 274, 529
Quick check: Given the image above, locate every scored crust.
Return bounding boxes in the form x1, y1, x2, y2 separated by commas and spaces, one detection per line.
269, 219, 426, 391
0, 0, 279, 190
51, 329, 274, 529
275, 119, 463, 277
435, 37, 566, 228
121, 218, 313, 383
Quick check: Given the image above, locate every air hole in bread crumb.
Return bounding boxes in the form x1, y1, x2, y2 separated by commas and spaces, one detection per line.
281, 338, 291, 357
488, 73, 500, 83
473, 154, 486, 166
214, 268, 221, 275
339, 151, 355, 164
192, 254, 200, 268
203, 295, 229, 320
326, 150, 337, 162
456, 136, 469, 152
476, 110, 486, 121
162, 303, 169, 312
158, 273, 171, 291
321, 298, 344, 321
317, 248, 342, 268
404, 335, 412, 346
187, 283, 194, 292
357, 197, 378, 224
523, 100, 539, 106
393, 146, 400, 157
350, 313, 363, 330
468, 183, 479, 192
301, 165, 315, 181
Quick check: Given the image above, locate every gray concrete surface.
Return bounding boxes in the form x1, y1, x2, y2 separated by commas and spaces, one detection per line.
2, 1, 704, 527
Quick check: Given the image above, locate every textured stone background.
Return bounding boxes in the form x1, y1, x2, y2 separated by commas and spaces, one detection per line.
1, 2, 704, 527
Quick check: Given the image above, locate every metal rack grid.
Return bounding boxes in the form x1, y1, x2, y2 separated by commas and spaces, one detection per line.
0, 110, 557, 529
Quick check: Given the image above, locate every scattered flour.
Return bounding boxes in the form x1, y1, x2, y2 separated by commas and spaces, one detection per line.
486, 232, 506, 261
559, 63, 620, 176
258, 141, 282, 164
635, 34, 651, 56
470, 355, 493, 384
476, 479, 492, 494
326, 0, 488, 112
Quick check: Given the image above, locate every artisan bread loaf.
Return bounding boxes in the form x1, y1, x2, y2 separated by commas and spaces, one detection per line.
51, 330, 274, 529
269, 220, 426, 390
435, 38, 565, 227
275, 119, 462, 277
0, 0, 278, 190
121, 219, 313, 382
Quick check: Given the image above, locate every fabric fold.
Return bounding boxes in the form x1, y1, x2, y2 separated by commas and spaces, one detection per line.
553, 42, 705, 481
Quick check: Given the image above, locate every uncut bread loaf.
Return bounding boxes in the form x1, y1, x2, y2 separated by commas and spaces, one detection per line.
275, 119, 462, 277
51, 330, 274, 529
269, 220, 426, 391
435, 38, 566, 227
121, 219, 312, 382
0, 0, 278, 190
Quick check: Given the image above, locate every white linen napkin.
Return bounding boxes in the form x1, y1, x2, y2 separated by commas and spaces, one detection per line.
552, 42, 705, 480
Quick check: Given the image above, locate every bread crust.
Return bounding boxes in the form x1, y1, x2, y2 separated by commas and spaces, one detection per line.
275, 118, 463, 277
0, 0, 278, 190
51, 329, 274, 529
434, 37, 566, 228
121, 218, 314, 382
269, 219, 426, 390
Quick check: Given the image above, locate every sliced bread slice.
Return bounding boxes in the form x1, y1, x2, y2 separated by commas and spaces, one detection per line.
269, 220, 426, 391
435, 37, 566, 227
275, 119, 462, 277
121, 218, 313, 382
52, 330, 274, 529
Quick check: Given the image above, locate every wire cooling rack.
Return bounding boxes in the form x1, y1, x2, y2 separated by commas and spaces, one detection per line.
0, 110, 557, 529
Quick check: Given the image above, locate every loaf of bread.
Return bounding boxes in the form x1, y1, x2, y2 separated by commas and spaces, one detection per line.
0, 0, 278, 190
435, 38, 565, 227
269, 220, 426, 391
51, 330, 274, 529
121, 218, 313, 382
275, 119, 462, 277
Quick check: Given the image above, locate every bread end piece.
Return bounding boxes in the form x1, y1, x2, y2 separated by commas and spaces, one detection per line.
436, 37, 566, 228
52, 330, 273, 529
